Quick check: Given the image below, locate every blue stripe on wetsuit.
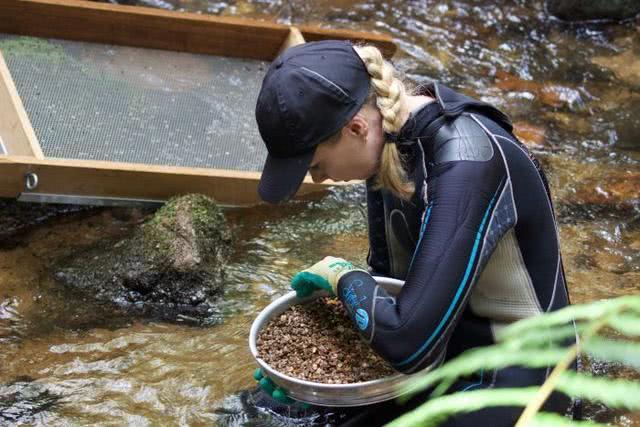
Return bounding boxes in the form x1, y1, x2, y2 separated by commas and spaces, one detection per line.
408, 204, 433, 270
395, 184, 501, 368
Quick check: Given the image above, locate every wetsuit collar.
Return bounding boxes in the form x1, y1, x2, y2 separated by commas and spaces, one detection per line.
387, 85, 442, 145
384, 81, 513, 144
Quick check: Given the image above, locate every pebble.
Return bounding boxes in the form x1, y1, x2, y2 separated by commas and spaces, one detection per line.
257, 297, 396, 384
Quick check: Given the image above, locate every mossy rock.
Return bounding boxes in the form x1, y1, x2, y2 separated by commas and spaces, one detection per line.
53, 194, 233, 323
142, 194, 232, 271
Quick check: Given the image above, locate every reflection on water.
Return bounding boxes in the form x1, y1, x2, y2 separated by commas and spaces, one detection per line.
2, 0, 639, 424
0, 186, 371, 425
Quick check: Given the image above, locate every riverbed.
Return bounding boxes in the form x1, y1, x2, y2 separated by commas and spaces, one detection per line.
1, 0, 638, 425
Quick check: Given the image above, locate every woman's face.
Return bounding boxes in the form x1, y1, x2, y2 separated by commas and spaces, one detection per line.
309, 104, 385, 183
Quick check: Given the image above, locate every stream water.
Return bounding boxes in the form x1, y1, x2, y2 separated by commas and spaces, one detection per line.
1, 0, 639, 425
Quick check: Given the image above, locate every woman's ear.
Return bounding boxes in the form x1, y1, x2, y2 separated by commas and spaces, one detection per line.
344, 114, 369, 139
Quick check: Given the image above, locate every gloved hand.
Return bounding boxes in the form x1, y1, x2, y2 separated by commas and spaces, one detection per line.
290, 256, 366, 298
253, 368, 295, 404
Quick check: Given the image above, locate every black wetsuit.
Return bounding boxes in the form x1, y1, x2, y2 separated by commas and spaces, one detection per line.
254, 83, 576, 426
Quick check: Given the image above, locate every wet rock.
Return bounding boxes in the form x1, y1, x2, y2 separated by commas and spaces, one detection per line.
0, 377, 60, 424
547, 0, 640, 21
559, 220, 640, 290
545, 156, 640, 218
0, 198, 96, 246
567, 170, 640, 212
591, 50, 640, 89
53, 194, 233, 323
569, 84, 640, 151
542, 112, 592, 135
540, 85, 584, 109
591, 85, 640, 113
577, 355, 640, 424
494, 71, 583, 110
613, 98, 640, 151
220, 0, 257, 16
592, 250, 629, 274
566, 270, 639, 303
513, 121, 548, 149
495, 70, 539, 93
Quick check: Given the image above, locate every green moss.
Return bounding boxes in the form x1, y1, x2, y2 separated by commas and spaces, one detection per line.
188, 194, 228, 240
141, 194, 231, 264
141, 196, 180, 262
0, 36, 67, 64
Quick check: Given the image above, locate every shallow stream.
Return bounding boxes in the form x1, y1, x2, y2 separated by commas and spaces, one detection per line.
1, 0, 639, 425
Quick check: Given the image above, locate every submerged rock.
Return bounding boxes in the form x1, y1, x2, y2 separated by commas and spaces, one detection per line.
214, 388, 354, 426
547, 0, 640, 21
53, 194, 233, 323
0, 198, 97, 249
544, 155, 640, 219
512, 121, 548, 149
494, 71, 584, 110
591, 50, 640, 89
562, 169, 640, 215
0, 377, 60, 424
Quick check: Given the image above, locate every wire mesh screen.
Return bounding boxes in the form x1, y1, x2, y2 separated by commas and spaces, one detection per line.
0, 34, 269, 171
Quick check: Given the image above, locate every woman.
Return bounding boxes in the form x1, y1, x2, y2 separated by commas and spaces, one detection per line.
252, 40, 575, 426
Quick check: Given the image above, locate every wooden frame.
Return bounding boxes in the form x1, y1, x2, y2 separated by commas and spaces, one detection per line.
0, 0, 396, 59
0, 53, 44, 158
0, 0, 395, 206
0, 155, 327, 206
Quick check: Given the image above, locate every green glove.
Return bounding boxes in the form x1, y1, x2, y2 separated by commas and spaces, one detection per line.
290, 256, 366, 297
253, 368, 296, 405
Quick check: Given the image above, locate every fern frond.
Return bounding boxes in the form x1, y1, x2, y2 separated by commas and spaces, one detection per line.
499, 296, 640, 341
529, 412, 607, 427
556, 371, 640, 410
391, 296, 640, 427
607, 314, 640, 337
400, 347, 565, 399
583, 337, 640, 371
385, 388, 539, 427
503, 324, 579, 349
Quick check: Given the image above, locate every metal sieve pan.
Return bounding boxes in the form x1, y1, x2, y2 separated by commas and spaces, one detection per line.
248, 276, 440, 407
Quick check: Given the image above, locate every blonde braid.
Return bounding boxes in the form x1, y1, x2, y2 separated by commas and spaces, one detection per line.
354, 45, 414, 200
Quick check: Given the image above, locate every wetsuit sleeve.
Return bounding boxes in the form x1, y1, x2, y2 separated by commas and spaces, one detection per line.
365, 179, 391, 276
337, 115, 510, 374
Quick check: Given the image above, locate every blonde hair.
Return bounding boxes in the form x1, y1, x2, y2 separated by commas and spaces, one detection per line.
353, 45, 414, 200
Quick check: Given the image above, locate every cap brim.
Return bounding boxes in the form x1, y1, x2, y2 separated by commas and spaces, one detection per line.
258, 148, 316, 203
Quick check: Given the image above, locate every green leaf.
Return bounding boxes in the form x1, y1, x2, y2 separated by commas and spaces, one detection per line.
430, 377, 456, 398
607, 314, 640, 337
385, 388, 538, 427
582, 336, 640, 371
399, 346, 566, 399
529, 412, 607, 427
556, 371, 640, 410
502, 324, 580, 349
389, 296, 640, 427
498, 296, 640, 341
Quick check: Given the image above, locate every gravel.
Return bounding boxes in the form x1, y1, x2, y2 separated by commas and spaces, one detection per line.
257, 297, 396, 384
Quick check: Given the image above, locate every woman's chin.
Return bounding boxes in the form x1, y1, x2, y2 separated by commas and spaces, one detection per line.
330, 172, 374, 182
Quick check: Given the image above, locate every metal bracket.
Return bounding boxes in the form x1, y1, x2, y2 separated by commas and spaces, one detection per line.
25, 172, 39, 190
17, 192, 165, 207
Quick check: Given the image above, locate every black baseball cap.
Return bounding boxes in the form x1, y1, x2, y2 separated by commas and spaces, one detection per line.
255, 40, 371, 203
